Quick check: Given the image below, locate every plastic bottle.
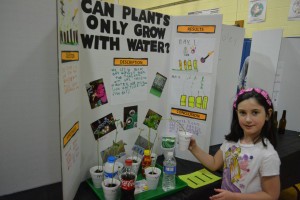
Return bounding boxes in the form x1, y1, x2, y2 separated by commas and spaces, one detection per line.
162, 151, 176, 191
120, 159, 136, 200
141, 149, 152, 177
104, 156, 118, 180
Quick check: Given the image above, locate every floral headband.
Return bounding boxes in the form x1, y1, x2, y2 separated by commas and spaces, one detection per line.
233, 88, 272, 108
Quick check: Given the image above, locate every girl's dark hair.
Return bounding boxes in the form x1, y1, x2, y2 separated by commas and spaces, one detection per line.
225, 89, 277, 148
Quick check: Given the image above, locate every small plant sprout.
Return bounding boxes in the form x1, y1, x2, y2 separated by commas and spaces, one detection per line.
132, 128, 144, 160
96, 130, 104, 173
110, 118, 123, 185
151, 130, 158, 153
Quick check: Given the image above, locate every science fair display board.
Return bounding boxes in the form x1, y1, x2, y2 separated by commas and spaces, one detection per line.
57, 1, 222, 199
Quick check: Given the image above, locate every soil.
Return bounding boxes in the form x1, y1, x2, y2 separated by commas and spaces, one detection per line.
106, 183, 117, 187
95, 169, 103, 173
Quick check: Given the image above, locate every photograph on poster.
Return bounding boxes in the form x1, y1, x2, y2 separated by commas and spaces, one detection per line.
150, 72, 167, 97
90, 113, 116, 140
143, 109, 162, 130
123, 105, 138, 130
100, 140, 126, 163
85, 78, 108, 109
132, 135, 153, 156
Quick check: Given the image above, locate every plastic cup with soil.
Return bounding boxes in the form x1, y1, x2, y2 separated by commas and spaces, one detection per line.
145, 167, 161, 190
127, 156, 141, 175
89, 166, 104, 188
102, 178, 120, 200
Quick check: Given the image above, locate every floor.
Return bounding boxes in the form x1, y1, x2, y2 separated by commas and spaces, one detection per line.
0, 182, 299, 200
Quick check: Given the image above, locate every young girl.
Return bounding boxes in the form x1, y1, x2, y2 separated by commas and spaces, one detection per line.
189, 88, 281, 200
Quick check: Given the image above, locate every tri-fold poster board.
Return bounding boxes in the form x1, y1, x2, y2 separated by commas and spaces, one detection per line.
58, 1, 223, 199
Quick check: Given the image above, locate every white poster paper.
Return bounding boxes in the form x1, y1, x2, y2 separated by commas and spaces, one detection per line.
111, 67, 147, 105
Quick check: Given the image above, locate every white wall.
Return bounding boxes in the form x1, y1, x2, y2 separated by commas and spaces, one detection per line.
276, 38, 300, 132
0, 0, 61, 195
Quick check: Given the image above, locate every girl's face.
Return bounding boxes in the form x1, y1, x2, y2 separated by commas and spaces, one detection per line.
237, 98, 271, 139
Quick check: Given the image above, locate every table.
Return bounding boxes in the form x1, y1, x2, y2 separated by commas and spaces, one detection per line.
276, 130, 300, 190
75, 130, 300, 200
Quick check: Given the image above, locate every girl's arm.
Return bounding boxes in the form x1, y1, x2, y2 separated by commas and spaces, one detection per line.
188, 137, 223, 171
210, 175, 280, 200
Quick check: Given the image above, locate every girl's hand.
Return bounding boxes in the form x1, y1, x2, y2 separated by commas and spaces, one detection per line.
188, 137, 197, 152
209, 188, 237, 200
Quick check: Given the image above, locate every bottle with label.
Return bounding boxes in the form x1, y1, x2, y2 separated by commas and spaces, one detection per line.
278, 110, 287, 134
104, 156, 118, 180
120, 159, 136, 200
273, 111, 278, 133
141, 149, 152, 177
162, 151, 176, 191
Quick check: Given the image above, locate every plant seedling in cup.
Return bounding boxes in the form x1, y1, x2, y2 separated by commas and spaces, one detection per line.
143, 113, 162, 173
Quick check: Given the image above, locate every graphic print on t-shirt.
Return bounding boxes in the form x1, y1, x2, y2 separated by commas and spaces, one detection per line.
221, 145, 254, 192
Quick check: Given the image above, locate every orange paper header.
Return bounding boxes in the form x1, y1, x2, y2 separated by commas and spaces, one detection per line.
61, 51, 79, 63
171, 108, 207, 121
63, 121, 79, 147
177, 25, 216, 33
114, 58, 148, 66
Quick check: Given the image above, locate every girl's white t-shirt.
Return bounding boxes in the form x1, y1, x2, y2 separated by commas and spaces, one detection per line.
220, 139, 281, 193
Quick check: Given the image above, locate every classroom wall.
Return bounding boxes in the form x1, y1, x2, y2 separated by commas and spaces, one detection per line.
110, 0, 300, 38
0, 0, 61, 196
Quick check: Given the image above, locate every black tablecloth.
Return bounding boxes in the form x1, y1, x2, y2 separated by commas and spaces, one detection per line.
75, 130, 300, 199
276, 130, 300, 189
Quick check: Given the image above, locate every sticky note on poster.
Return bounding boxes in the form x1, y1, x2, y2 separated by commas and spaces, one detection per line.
111, 58, 148, 105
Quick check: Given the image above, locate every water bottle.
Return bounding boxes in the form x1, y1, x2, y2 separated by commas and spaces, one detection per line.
162, 151, 176, 191
104, 156, 118, 180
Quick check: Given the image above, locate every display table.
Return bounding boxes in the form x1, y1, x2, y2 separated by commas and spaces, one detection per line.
75, 130, 300, 200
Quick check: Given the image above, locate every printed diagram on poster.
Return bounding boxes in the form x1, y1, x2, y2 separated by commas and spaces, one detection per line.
150, 72, 168, 97
288, 0, 300, 20
90, 113, 116, 140
172, 38, 216, 73
111, 67, 147, 105
248, 0, 267, 23
123, 105, 138, 130
58, 0, 79, 45
85, 78, 108, 109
